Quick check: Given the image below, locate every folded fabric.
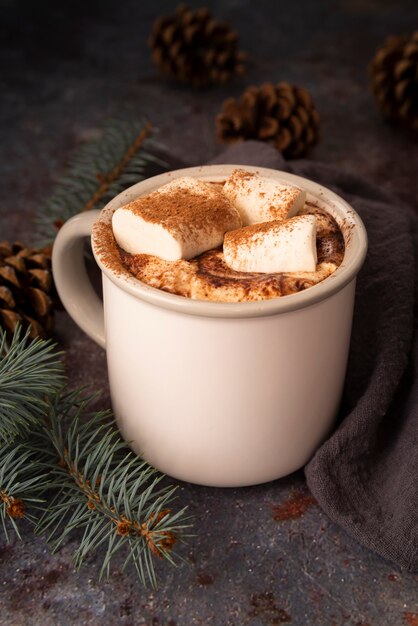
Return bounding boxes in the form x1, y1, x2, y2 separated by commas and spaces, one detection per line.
210, 141, 418, 571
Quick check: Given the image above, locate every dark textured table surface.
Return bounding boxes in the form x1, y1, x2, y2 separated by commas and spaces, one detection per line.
1, 1, 418, 625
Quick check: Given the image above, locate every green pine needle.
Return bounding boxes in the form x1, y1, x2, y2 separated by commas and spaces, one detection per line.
0, 115, 190, 586
35, 117, 168, 244
0, 326, 64, 444
0, 441, 50, 541
35, 389, 191, 588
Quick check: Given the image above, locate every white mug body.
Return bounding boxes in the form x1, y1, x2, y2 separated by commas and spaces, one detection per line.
52, 164, 367, 487
104, 274, 356, 486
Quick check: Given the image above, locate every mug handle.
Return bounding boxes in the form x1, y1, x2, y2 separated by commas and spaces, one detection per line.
52, 210, 105, 349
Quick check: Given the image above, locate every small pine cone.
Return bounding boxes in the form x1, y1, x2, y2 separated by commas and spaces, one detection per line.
0, 241, 55, 339
370, 31, 418, 131
149, 4, 246, 87
216, 82, 320, 158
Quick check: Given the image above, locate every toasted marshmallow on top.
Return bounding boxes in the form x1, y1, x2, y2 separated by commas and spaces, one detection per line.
223, 169, 306, 226
223, 215, 317, 273
112, 177, 242, 261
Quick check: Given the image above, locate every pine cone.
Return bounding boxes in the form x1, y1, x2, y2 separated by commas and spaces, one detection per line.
0, 241, 55, 339
370, 31, 418, 131
149, 4, 246, 87
216, 82, 320, 158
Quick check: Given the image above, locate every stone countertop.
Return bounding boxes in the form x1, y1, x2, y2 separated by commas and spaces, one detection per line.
1, 1, 418, 625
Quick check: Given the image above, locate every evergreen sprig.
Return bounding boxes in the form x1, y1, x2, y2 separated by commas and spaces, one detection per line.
35, 390, 189, 588
1, 116, 189, 586
36, 117, 168, 244
0, 442, 50, 541
0, 327, 190, 586
0, 326, 64, 443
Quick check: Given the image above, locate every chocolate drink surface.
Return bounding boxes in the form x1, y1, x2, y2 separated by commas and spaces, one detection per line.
111, 171, 345, 303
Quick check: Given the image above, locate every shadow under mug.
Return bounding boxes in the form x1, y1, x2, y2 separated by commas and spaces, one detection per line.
52, 164, 367, 487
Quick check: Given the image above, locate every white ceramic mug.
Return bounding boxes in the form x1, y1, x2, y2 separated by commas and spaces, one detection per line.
52, 165, 367, 487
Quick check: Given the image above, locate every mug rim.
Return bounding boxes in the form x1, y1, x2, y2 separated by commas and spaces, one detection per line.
91, 164, 368, 318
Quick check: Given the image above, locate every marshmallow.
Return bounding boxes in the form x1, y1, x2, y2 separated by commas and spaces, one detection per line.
223, 169, 306, 226
112, 177, 242, 261
223, 215, 317, 273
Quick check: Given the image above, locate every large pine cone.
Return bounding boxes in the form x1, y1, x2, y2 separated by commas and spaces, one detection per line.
370, 31, 418, 131
0, 241, 55, 339
216, 82, 320, 158
149, 4, 246, 87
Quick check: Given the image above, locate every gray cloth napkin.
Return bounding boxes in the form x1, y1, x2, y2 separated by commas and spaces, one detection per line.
210, 141, 418, 571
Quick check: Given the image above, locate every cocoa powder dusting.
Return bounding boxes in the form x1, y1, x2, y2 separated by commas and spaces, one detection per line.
113, 201, 344, 302
232, 169, 256, 183
121, 182, 240, 241
224, 215, 309, 253
95, 178, 346, 303
93, 220, 132, 278
272, 490, 317, 521
227, 168, 303, 221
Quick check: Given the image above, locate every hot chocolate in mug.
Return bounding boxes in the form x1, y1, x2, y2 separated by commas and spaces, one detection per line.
52, 165, 367, 487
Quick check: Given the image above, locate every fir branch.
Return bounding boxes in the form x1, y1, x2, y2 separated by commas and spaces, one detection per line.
0, 442, 50, 541
36, 117, 168, 244
35, 390, 190, 587
0, 326, 64, 444
0, 328, 191, 586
